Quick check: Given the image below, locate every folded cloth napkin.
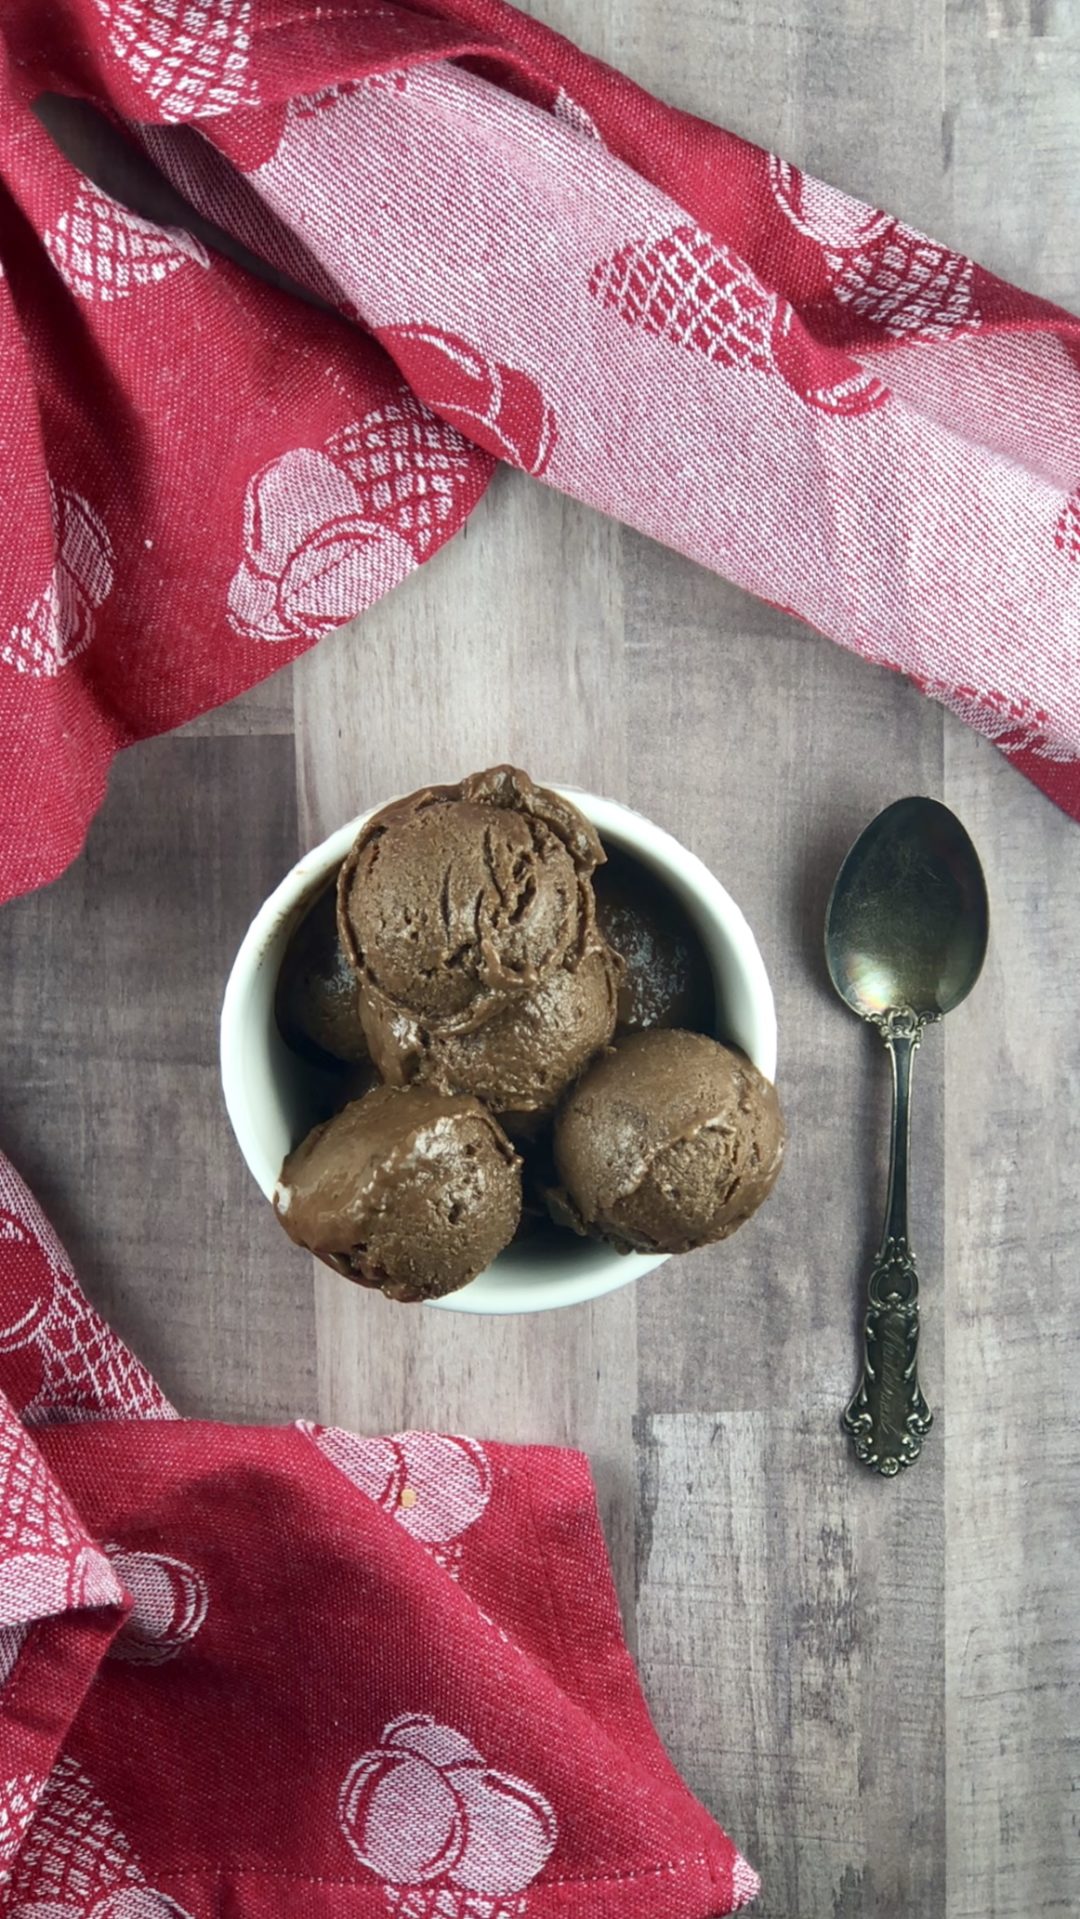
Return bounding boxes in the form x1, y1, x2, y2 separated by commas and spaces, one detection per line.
2, 0, 1079, 903
0, 1147, 759, 1917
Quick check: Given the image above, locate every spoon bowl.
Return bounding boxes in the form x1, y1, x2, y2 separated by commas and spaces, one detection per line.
826, 796, 988, 1022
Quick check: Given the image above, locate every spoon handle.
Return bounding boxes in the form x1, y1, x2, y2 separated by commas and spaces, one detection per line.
843, 1010, 934, 1475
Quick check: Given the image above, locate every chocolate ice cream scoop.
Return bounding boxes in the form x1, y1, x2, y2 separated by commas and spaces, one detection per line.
366, 940, 620, 1118
551, 1029, 783, 1255
276, 876, 369, 1064
593, 847, 715, 1036
338, 766, 605, 1032
274, 1085, 521, 1302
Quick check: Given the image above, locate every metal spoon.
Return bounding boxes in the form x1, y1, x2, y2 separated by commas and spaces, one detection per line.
825, 797, 988, 1475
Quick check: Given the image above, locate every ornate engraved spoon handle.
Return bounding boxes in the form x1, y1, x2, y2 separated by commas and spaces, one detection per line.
843, 1009, 934, 1475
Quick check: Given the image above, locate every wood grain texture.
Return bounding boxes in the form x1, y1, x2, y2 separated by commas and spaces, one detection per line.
625, 557, 946, 1423
635, 1411, 944, 1919
943, 725, 1080, 1919
0, 735, 315, 1420
4, 3, 1078, 1915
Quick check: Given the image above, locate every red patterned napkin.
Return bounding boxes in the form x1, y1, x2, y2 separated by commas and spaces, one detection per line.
0, 1147, 758, 1917
2, 0, 1079, 903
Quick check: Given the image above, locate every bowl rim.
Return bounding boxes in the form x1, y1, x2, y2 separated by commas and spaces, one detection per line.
220, 785, 777, 1315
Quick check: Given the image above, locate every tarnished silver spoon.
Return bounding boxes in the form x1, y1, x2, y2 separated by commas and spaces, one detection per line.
825, 797, 988, 1475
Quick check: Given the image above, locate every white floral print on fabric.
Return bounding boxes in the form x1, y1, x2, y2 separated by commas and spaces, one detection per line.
299, 1427, 493, 1576
1, 1772, 41, 1886
3, 487, 113, 680
0, 1412, 76, 1600
0, 1163, 174, 1423
339, 1715, 557, 1919
7, 1757, 194, 1917
91, 0, 259, 120
226, 444, 416, 644
44, 181, 209, 302
768, 156, 980, 342
0, 1401, 123, 1627
377, 329, 559, 475
104, 1549, 209, 1665
924, 683, 1080, 763
328, 396, 480, 560
588, 223, 889, 416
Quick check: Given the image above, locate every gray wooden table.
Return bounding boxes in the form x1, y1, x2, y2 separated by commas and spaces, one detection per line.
3, 5, 1079, 1915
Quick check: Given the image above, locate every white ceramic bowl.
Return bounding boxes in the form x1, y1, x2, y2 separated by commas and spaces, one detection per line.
221, 788, 777, 1314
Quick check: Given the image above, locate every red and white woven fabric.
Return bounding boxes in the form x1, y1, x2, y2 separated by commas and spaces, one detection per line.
1, 0, 1079, 902
0, 1144, 757, 1916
